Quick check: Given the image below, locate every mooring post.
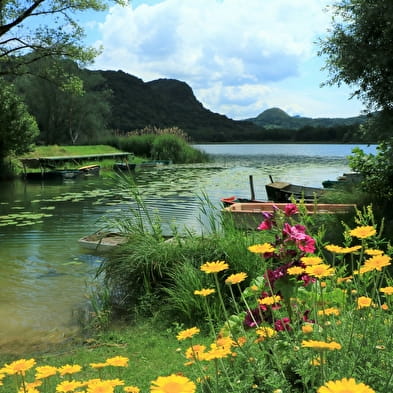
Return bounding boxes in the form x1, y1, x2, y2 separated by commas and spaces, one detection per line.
249, 175, 255, 200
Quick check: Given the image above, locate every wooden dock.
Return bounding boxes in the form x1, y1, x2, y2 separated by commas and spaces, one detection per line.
20, 152, 133, 170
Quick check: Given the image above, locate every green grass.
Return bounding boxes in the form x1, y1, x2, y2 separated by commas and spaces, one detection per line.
20, 145, 125, 158
0, 320, 190, 392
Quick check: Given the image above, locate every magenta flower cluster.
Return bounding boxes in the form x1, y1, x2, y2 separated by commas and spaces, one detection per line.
244, 203, 316, 331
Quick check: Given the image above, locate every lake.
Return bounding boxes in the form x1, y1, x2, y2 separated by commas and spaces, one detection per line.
0, 143, 376, 352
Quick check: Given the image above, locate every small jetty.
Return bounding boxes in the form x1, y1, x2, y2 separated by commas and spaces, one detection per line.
20, 152, 133, 178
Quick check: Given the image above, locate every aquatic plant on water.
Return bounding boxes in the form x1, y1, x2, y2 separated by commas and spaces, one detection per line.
1, 204, 393, 392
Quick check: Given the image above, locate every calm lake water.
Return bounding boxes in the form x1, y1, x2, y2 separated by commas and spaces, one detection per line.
0, 143, 377, 352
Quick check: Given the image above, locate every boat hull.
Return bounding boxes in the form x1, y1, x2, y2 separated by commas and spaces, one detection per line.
222, 202, 357, 230
265, 182, 324, 202
78, 232, 128, 251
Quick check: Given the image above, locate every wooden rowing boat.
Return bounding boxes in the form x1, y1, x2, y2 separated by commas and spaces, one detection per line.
78, 232, 128, 251
265, 182, 324, 202
222, 202, 357, 230
220, 196, 266, 207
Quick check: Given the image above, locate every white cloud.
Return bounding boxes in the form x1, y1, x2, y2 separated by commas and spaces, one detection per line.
89, 0, 364, 119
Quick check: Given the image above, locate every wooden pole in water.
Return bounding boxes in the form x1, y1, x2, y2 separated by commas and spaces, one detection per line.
249, 175, 255, 200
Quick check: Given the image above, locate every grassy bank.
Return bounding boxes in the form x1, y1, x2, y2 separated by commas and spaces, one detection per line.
0, 321, 188, 392
20, 145, 125, 158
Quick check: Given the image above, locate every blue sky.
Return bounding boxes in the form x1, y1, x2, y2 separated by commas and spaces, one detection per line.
81, 0, 364, 120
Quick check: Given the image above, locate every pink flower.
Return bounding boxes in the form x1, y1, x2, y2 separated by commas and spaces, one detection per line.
297, 235, 316, 253
284, 203, 299, 216
258, 220, 272, 230
244, 305, 267, 328
283, 223, 307, 241
258, 212, 274, 230
282, 223, 316, 253
300, 273, 316, 286
274, 317, 291, 331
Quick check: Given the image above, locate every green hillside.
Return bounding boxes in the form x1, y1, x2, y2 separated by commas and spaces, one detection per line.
246, 107, 367, 129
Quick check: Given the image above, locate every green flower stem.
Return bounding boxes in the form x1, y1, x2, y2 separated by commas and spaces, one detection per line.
228, 284, 241, 314
203, 296, 216, 339
213, 273, 231, 328
190, 341, 214, 393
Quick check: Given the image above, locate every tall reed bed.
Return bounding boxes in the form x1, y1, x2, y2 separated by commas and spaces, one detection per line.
99, 128, 209, 164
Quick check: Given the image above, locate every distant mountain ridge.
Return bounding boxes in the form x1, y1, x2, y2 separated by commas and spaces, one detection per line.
246, 107, 367, 129
94, 69, 368, 142
97, 70, 262, 141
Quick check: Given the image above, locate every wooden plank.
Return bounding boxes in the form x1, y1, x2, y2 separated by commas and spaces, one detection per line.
20, 152, 133, 169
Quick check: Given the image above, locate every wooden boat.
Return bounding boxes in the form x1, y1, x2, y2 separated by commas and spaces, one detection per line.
222, 202, 357, 230
25, 165, 100, 180
265, 182, 324, 203
136, 160, 172, 168
78, 232, 128, 251
322, 172, 363, 188
221, 196, 265, 207
78, 164, 100, 176
113, 162, 136, 172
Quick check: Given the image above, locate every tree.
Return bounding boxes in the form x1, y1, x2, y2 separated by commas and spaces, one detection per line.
319, 0, 393, 200
319, 0, 393, 114
0, 0, 126, 76
14, 58, 112, 145
0, 78, 39, 159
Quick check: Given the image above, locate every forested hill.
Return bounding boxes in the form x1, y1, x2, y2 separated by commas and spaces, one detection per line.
98, 70, 262, 142
246, 107, 367, 129
97, 69, 370, 143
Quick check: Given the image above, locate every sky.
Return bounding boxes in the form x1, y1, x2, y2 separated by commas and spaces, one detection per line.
81, 0, 365, 120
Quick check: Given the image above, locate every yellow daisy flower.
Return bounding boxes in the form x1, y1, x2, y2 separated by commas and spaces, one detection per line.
35, 365, 58, 379
194, 288, 215, 296
90, 362, 108, 369
2, 359, 36, 375
87, 379, 120, 393
258, 295, 282, 305
317, 377, 375, 393
362, 254, 391, 272
150, 374, 196, 393
124, 386, 140, 393
58, 364, 82, 376
318, 307, 340, 316
349, 225, 377, 239
325, 245, 361, 254
301, 256, 323, 265
56, 380, 85, 393
357, 296, 372, 309
305, 264, 335, 278
185, 345, 206, 361
301, 340, 341, 350
380, 286, 393, 295
256, 326, 277, 340
200, 260, 229, 274
105, 356, 129, 367
365, 249, 384, 256
287, 266, 305, 275
176, 327, 200, 341
225, 272, 247, 285
248, 243, 275, 254
301, 324, 314, 334
324, 244, 344, 253
203, 344, 232, 360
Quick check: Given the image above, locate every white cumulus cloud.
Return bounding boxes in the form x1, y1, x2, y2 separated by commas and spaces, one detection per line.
89, 0, 363, 119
